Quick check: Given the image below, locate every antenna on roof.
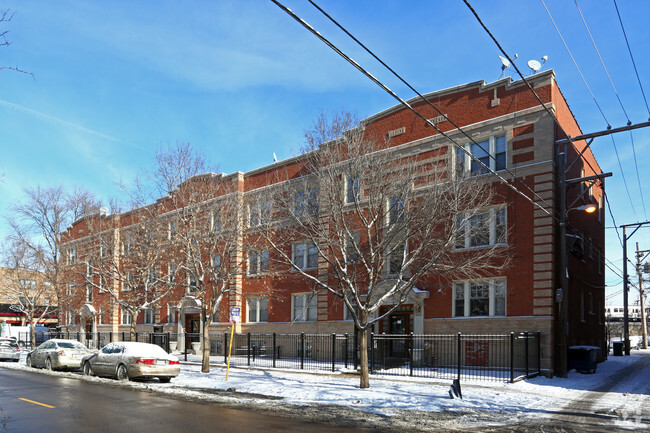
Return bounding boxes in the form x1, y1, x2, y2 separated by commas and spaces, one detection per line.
273, 152, 278, 162
498, 53, 518, 79
527, 55, 548, 75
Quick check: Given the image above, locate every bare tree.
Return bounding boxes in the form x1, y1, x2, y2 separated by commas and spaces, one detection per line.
262, 111, 507, 388
0, 236, 54, 347
81, 207, 176, 342
155, 143, 247, 373
1, 9, 33, 77
7, 186, 100, 329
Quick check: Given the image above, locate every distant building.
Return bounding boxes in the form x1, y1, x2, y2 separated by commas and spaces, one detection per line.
0, 266, 58, 327
60, 70, 606, 376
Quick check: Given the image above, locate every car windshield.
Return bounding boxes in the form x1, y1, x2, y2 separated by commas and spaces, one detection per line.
58, 341, 88, 350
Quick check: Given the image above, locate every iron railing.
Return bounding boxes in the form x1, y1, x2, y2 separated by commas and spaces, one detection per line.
16, 330, 540, 383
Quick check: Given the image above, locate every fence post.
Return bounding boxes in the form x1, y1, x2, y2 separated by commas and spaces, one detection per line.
223, 332, 228, 364
354, 331, 359, 371
510, 332, 515, 383
122, 331, 125, 342
537, 331, 542, 377
331, 333, 336, 372
166, 332, 170, 353
300, 333, 305, 370
524, 331, 529, 378
272, 333, 277, 368
409, 332, 414, 377
247, 333, 251, 366
457, 332, 461, 381
344, 333, 349, 369
370, 332, 375, 374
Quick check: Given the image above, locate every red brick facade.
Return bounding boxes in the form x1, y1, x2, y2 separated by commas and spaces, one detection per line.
60, 70, 606, 375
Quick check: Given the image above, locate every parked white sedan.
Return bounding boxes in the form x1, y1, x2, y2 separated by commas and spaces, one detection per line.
0, 338, 21, 362
26, 339, 94, 370
82, 342, 180, 383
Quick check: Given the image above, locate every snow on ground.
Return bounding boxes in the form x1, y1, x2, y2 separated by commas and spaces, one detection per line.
2, 349, 649, 431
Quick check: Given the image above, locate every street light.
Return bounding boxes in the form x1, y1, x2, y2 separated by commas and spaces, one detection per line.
576, 204, 597, 214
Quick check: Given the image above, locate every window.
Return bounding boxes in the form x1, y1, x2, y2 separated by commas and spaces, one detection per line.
346, 175, 360, 203
211, 212, 222, 232
292, 293, 317, 321
168, 221, 177, 240
292, 242, 318, 270
99, 275, 107, 293
167, 304, 177, 324
188, 275, 199, 293
346, 231, 361, 264
248, 250, 269, 275
453, 279, 506, 317
67, 309, 76, 325
295, 187, 319, 217
67, 247, 77, 265
99, 307, 106, 325
124, 270, 134, 290
100, 243, 110, 258
19, 280, 37, 290
387, 242, 405, 275
122, 237, 132, 255
66, 284, 74, 297
122, 309, 133, 325
455, 207, 506, 249
456, 135, 506, 176
86, 261, 93, 277
85, 284, 93, 302
343, 300, 359, 321
388, 196, 405, 225
212, 255, 222, 269
247, 297, 269, 323
168, 263, 177, 283
147, 267, 157, 285
144, 308, 155, 324
249, 200, 270, 227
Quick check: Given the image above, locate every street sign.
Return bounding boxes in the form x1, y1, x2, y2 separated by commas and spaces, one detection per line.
229, 306, 241, 324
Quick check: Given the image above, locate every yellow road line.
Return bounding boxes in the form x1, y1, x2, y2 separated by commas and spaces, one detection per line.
18, 398, 55, 409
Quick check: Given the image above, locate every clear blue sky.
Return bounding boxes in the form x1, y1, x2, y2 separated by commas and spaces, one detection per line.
1, 1, 649, 307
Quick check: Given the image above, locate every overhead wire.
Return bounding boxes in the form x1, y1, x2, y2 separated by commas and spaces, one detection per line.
573, 0, 647, 219
270, 0, 557, 219
613, 0, 650, 120
304, 0, 556, 220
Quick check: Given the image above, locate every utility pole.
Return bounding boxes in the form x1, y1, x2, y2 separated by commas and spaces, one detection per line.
635, 242, 649, 350
621, 222, 650, 355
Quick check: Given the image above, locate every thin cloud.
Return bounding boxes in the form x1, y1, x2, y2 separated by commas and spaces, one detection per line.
0, 99, 122, 143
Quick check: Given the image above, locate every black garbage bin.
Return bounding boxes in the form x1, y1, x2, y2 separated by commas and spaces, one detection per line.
612, 341, 624, 356
568, 346, 599, 373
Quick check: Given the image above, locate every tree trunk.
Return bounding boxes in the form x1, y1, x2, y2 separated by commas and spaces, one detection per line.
201, 318, 211, 373
30, 319, 36, 349
129, 317, 137, 342
359, 329, 370, 389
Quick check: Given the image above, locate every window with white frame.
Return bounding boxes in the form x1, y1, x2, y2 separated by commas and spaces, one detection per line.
123, 270, 134, 290
122, 237, 132, 255
168, 221, 177, 240
212, 255, 221, 269
67, 247, 77, 265
455, 135, 506, 176
387, 242, 406, 275
66, 283, 74, 297
167, 304, 177, 324
248, 200, 270, 227
295, 187, 319, 217
248, 250, 269, 275
122, 309, 133, 325
346, 175, 360, 204
388, 196, 405, 225
247, 297, 269, 323
86, 261, 93, 277
19, 280, 37, 290
168, 263, 176, 283
292, 242, 318, 270
188, 275, 199, 293
345, 231, 361, 264
292, 292, 317, 321
85, 284, 93, 302
67, 309, 76, 325
99, 275, 107, 292
455, 207, 506, 249
144, 308, 155, 324
99, 307, 106, 325
211, 211, 222, 232
453, 279, 506, 317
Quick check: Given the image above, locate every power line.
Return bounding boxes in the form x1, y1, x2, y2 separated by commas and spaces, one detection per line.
604, 190, 623, 247
270, 0, 556, 219
613, 0, 650, 120
304, 0, 556, 219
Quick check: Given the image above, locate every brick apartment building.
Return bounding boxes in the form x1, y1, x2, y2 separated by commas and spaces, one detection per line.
60, 70, 606, 375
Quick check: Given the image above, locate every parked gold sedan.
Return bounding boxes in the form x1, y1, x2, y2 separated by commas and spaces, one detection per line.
26, 339, 94, 370
81, 342, 180, 383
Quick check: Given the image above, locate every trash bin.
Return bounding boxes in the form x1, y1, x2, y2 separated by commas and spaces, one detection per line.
612, 341, 623, 356
568, 346, 599, 373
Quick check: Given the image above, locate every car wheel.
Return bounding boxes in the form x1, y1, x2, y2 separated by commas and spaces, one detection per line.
26, 356, 33, 368
83, 361, 93, 376
116, 364, 129, 381
158, 377, 171, 383
45, 357, 52, 371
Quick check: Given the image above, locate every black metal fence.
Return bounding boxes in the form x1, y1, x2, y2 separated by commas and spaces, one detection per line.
17, 330, 540, 383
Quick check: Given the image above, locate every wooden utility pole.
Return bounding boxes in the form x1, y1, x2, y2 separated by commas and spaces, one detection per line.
635, 242, 649, 350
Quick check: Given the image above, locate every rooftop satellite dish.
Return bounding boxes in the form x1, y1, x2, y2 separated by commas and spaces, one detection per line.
498, 53, 518, 79
527, 55, 548, 74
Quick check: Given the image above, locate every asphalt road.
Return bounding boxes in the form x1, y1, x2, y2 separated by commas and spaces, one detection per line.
0, 368, 371, 433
